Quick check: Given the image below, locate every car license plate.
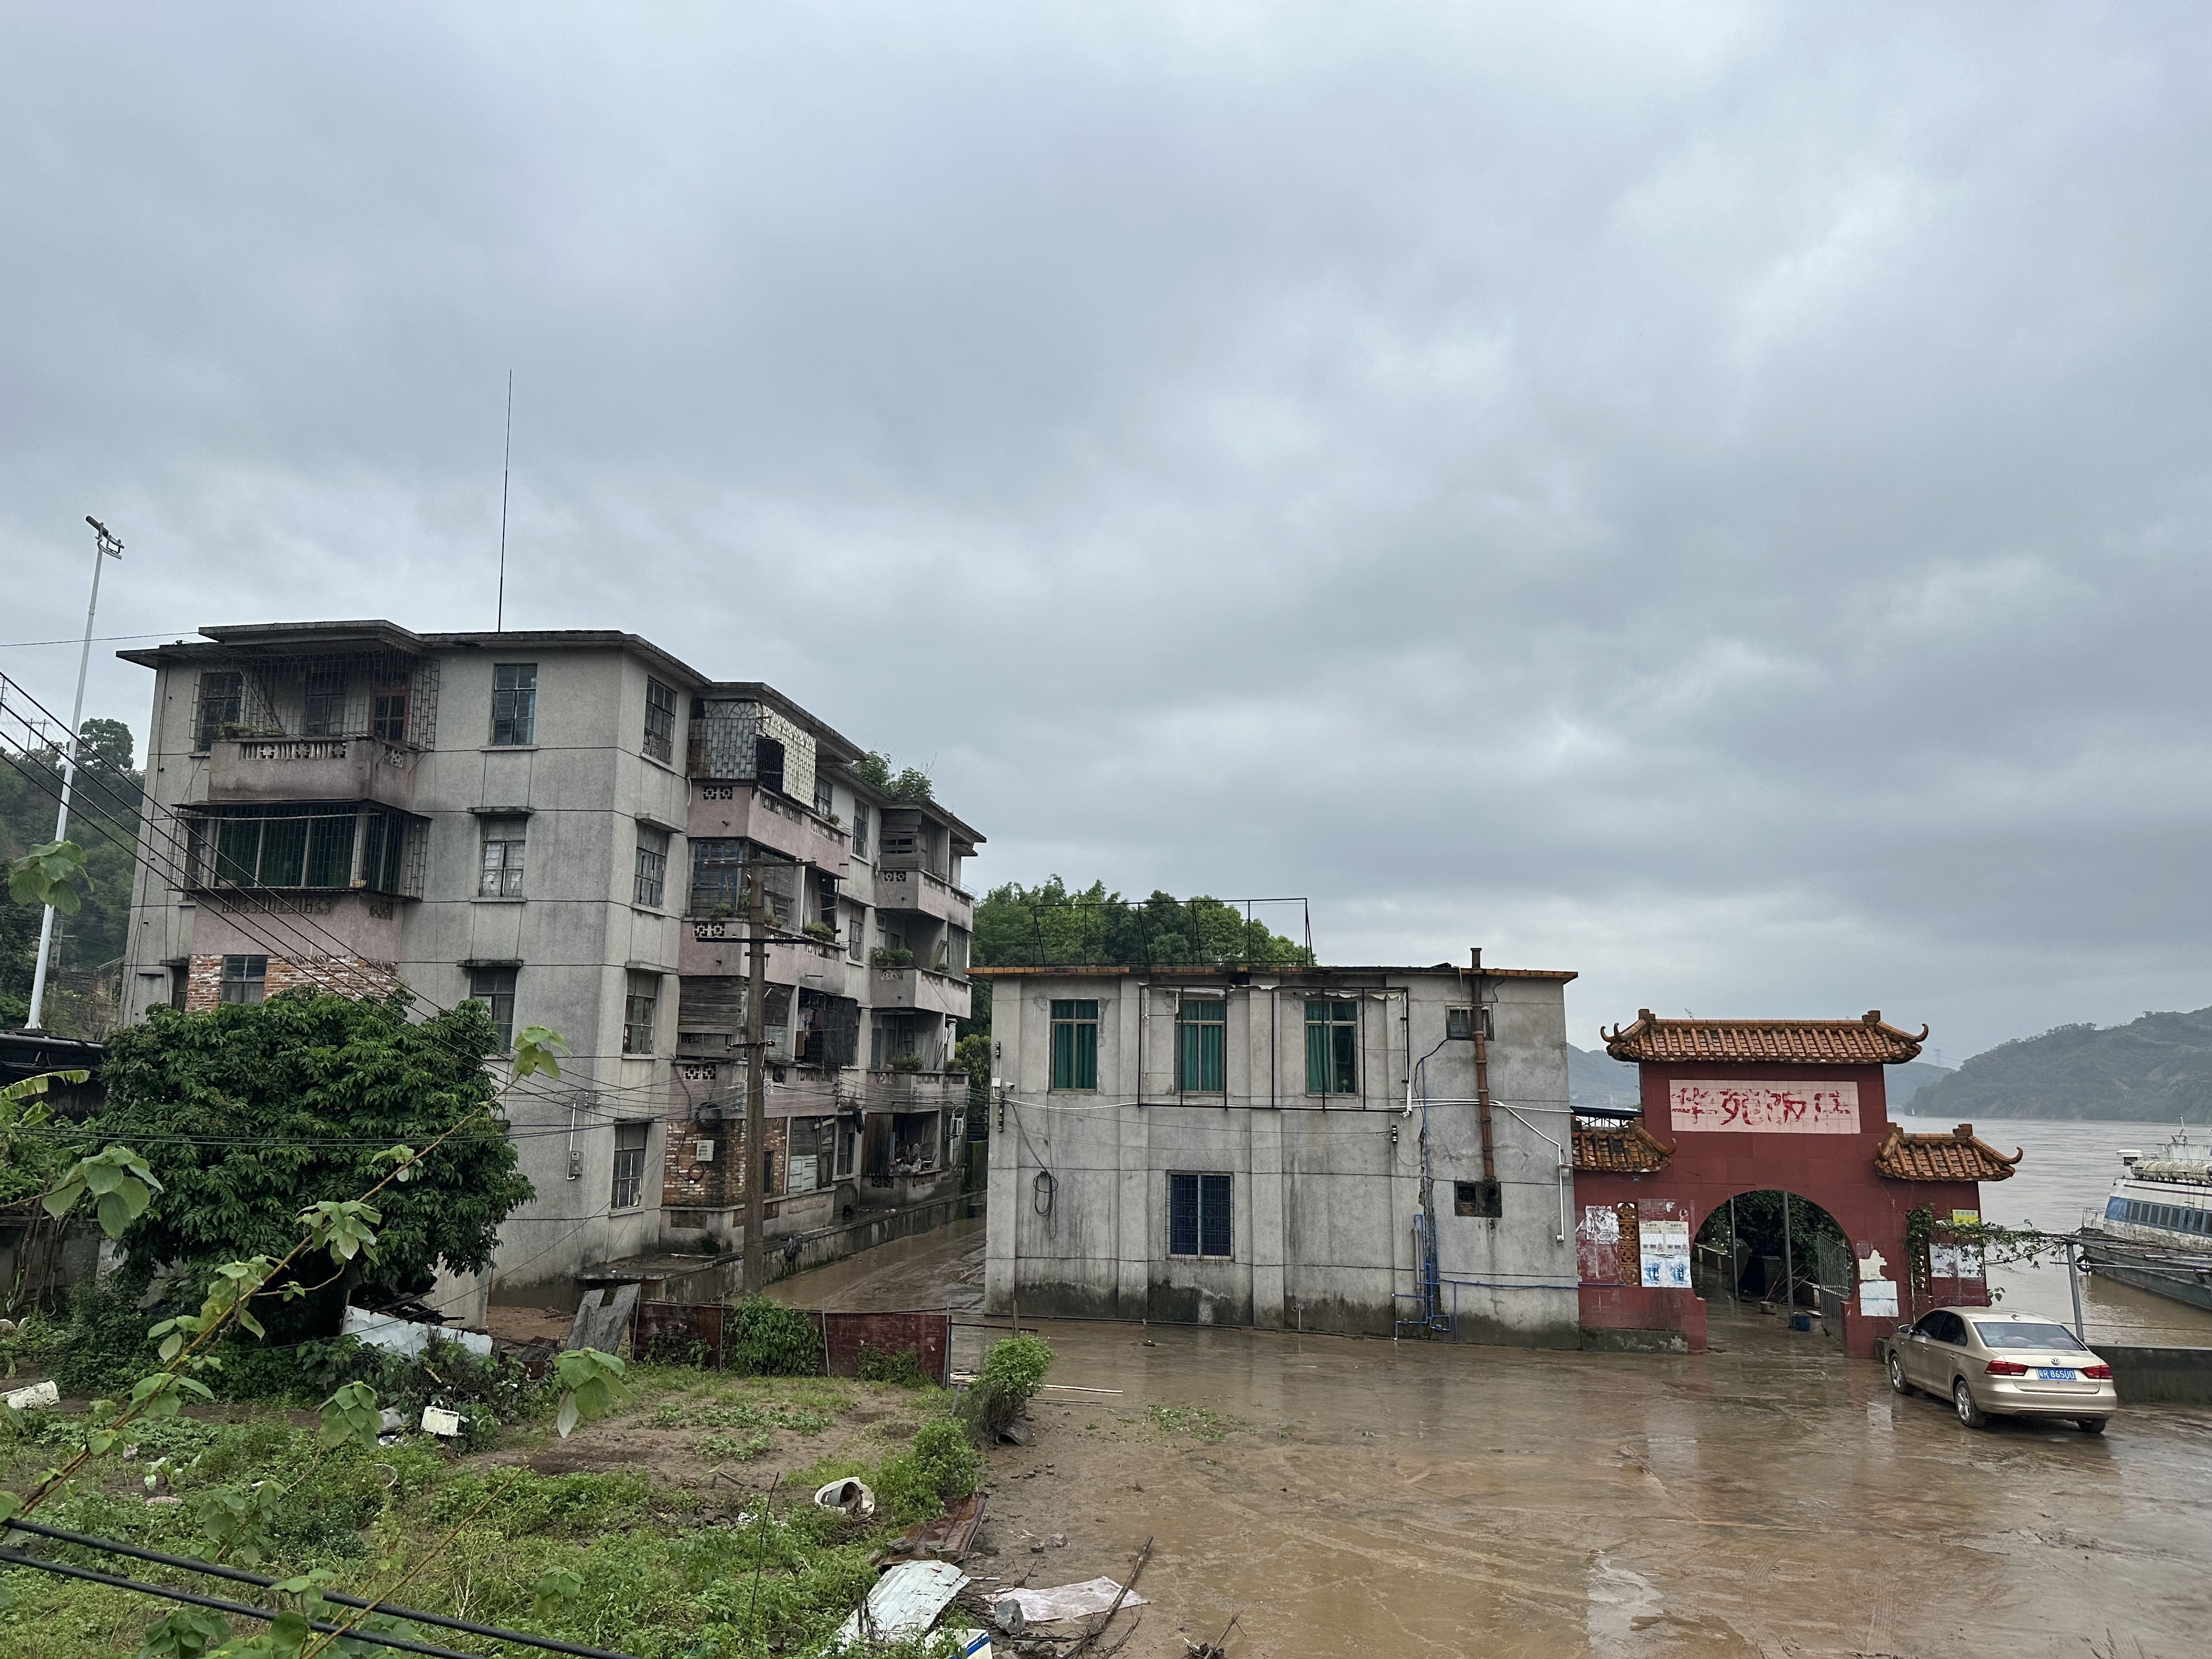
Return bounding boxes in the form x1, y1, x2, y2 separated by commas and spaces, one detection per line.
2036, 1368, 2078, 1381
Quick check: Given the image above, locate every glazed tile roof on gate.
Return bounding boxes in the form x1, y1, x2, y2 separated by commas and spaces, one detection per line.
1875, 1124, 2022, 1182
1600, 1009, 1927, 1065
1572, 1122, 1677, 1174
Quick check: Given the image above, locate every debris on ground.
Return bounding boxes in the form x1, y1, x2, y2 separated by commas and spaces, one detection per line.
834, 1558, 969, 1647
997, 1576, 1150, 1623
877, 1490, 986, 1564
815, 1476, 878, 1520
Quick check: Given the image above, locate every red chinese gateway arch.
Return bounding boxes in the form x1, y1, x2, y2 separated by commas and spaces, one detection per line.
1571, 1011, 2022, 1358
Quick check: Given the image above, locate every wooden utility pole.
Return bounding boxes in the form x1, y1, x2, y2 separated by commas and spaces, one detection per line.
742, 864, 769, 1294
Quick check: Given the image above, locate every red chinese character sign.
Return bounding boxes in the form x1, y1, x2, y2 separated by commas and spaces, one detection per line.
1668, 1079, 1859, 1135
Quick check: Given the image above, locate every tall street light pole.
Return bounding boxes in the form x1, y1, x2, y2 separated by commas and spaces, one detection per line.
26, 516, 125, 1032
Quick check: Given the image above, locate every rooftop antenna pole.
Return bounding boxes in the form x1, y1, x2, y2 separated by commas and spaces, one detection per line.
26, 517, 124, 1031
495, 370, 512, 632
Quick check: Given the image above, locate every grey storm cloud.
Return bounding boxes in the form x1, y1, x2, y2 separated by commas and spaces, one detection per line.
4, 2, 2210, 1059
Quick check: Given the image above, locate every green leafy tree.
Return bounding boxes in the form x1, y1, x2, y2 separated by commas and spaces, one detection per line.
89, 989, 535, 1333
973, 876, 1312, 969
847, 751, 934, 801
1, 714, 144, 1031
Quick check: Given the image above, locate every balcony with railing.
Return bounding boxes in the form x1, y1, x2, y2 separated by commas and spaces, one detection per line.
205, 734, 420, 811
873, 866, 973, 928
869, 963, 970, 1018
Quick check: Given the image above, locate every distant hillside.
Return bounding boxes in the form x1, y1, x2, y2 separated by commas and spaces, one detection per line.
1912, 1007, 2212, 1123
1567, 1045, 1641, 1109
1566, 1045, 1952, 1114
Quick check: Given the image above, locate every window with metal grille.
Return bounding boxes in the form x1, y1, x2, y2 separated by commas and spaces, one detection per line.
199, 806, 402, 892
490, 663, 537, 746
643, 678, 677, 763
468, 966, 518, 1050
1306, 1000, 1358, 1095
1167, 1172, 1233, 1257
814, 772, 834, 819
853, 803, 870, 859
303, 665, 349, 736
623, 970, 659, 1054
1051, 999, 1098, 1091
611, 1121, 648, 1209
634, 829, 669, 908
1176, 997, 1225, 1093
220, 955, 267, 1005
478, 817, 526, 897
195, 672, 244, 746
371, 685, 409, 742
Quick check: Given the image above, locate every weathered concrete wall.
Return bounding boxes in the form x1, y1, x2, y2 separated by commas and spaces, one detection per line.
983, 967, 1579, 1346
2091, 1344, 2212, 1406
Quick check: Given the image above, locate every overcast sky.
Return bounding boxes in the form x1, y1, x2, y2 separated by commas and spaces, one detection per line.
6, 3, 2210, 1062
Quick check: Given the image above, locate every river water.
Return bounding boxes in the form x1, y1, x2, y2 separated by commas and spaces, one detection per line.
1897, 1114, 2212, 1345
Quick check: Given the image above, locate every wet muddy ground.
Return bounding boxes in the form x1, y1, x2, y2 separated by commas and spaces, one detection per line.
775, 1220, 2212, 1658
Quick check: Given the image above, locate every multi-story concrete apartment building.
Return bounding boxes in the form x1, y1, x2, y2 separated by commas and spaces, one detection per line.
975, 958, 1581, 1346
116, 621, 982, 1305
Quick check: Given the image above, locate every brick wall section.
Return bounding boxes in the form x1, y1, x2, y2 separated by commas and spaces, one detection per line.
183, 953, 402, 1012
662, 1113, 787, 1205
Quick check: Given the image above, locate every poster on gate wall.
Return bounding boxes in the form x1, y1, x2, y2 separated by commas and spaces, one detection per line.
1639, 1219, 1691, 1288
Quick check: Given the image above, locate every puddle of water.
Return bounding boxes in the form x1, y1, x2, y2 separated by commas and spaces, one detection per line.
777, 1222, 2212, 1656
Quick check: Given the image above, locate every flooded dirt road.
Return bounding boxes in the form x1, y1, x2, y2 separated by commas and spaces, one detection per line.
777, 1226, 2212, 1658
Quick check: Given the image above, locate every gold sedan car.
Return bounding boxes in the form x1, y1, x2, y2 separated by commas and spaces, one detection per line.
1889, 1308, 2118, 1432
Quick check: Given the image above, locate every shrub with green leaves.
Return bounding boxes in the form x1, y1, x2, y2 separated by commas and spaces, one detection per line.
958, 1331, 1052, 1442
875, 1417, 979, 1523
730, 1295, 820, 1376
853, 1342, 928, 1387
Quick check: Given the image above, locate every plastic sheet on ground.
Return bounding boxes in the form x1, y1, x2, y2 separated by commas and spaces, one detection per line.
1000, 1576, 1149, 1623
833, 1558, 969, 1647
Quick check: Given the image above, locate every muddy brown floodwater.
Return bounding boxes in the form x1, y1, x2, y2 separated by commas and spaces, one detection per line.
772, 1220, 2212, 1657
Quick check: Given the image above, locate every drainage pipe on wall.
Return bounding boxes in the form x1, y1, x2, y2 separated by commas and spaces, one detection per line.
1498, 1102, 1571, 1245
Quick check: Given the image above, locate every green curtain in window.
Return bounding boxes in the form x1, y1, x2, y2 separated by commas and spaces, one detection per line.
1177, 999, 1225, 1092
1051, 999, 1098, 1090
1305, 1001, 1357, 1094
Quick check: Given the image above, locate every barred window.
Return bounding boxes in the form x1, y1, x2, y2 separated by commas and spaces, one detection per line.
196, 672, 244, 747
1167, 1172, 1233, 1258
643, 678, 677, 764
303, 665, 348, 737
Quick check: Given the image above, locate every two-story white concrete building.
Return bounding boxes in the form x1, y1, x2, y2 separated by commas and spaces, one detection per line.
975, 957, 1581, 1345
116, 621, 983, 1306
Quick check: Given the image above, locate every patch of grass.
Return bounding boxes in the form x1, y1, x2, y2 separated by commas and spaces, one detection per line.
0, 1372, 998, 1659
698, 1430, 774, 1463
853, 1343, 929, 1387
646, 1397, 834, 1434
1144, 1403, 1249, 1441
